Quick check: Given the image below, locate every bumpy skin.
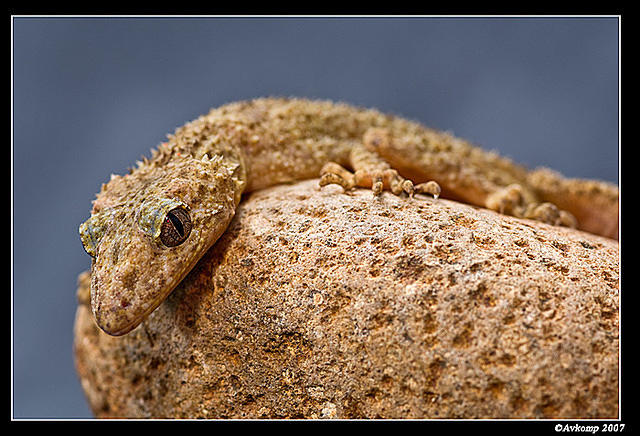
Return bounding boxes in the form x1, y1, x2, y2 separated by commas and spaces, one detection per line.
79, 98, 619, 336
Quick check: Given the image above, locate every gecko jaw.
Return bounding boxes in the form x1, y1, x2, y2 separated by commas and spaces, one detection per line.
95, 258, 198, 337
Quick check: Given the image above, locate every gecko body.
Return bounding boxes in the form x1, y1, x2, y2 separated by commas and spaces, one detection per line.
80, 98, 619, 336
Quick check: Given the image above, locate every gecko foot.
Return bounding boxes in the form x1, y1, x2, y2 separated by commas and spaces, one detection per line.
524, 202, 577, 228
486, 185, 577, 228
320, 160, 440, 199
485, 184, 527, 217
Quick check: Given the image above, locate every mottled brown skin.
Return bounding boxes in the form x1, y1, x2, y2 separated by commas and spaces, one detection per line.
79, 98, 619, 336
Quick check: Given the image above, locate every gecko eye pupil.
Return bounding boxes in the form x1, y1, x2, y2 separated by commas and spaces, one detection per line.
160, 208, 192, 247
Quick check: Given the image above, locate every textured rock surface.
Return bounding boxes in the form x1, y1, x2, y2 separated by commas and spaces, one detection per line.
74, 179, 619, 419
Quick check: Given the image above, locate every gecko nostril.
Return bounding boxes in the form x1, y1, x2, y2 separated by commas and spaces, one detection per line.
160, 208, 192, 247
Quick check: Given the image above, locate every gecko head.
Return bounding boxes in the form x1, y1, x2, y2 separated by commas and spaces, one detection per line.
79, 155, 245, 336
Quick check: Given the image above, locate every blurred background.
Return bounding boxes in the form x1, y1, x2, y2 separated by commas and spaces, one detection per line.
12, 16, 619, 418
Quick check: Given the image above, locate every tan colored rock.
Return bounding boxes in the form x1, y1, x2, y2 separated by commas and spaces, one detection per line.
74, 179, 619, 419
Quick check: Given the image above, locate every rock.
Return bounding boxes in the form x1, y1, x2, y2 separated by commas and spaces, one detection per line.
74, 179, 619, 419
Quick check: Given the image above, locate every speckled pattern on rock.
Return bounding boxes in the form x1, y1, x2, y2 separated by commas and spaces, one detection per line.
74, 180, 619, 419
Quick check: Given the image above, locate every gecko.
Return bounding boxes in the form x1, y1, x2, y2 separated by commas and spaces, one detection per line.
79, 97, 619, 336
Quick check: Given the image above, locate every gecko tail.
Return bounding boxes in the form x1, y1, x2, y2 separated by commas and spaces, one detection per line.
527, 168, 619, 240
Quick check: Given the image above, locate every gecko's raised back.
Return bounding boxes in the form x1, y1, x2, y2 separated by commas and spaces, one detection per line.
80, 98, 618, 336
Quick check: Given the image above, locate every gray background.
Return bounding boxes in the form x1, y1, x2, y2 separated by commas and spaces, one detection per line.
12, 17, 619, 418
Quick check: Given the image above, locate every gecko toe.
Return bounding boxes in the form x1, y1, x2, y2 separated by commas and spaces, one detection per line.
319, 162, 356, 191
414, 181, 441, 199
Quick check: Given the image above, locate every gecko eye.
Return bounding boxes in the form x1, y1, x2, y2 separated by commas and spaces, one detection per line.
138, 197, 192, 248
160, 207, 192, 247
